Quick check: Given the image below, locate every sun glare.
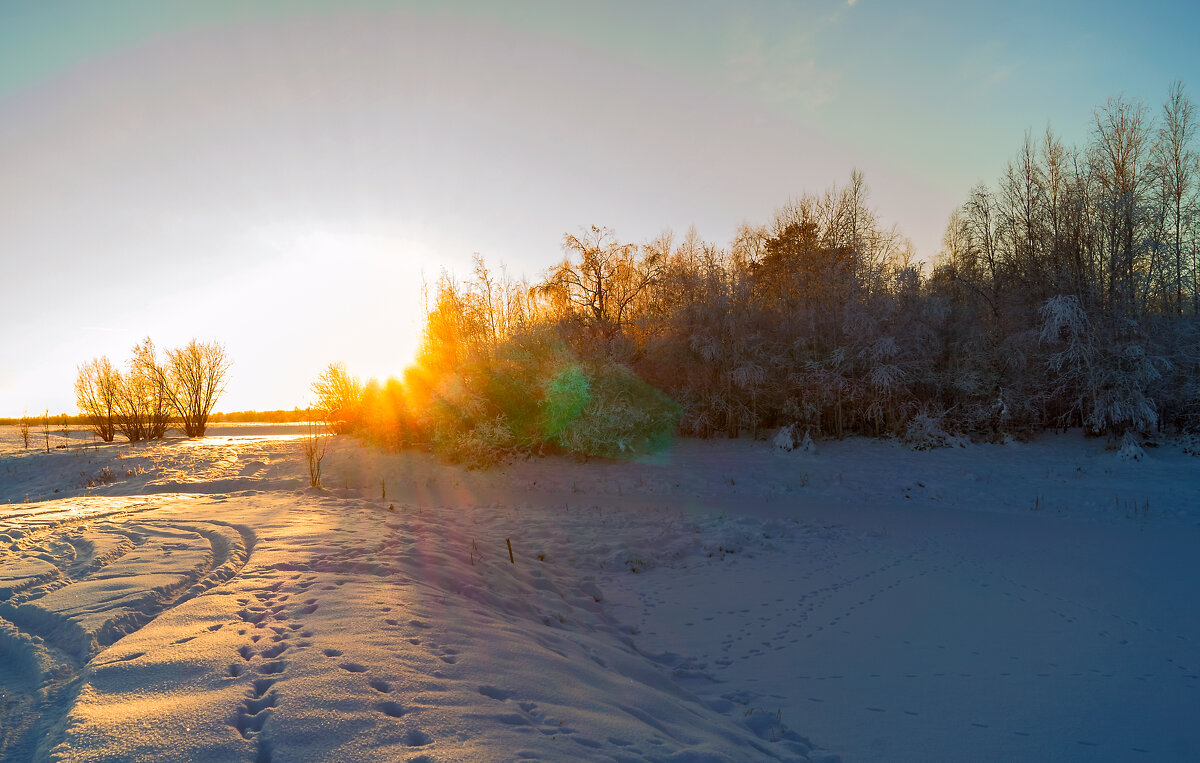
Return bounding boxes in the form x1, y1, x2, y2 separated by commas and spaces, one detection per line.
232, 221, 464, 404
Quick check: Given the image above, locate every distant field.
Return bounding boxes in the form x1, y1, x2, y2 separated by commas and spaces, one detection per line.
0, 422, 313, 452
0, 410, 317, 427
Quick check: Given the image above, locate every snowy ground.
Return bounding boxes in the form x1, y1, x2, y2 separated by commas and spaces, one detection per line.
1, 424, 1198, 762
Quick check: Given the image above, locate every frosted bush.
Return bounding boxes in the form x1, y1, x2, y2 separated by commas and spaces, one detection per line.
1180, 433, 1200, 457
434, 415, 518, 468
1039, 295, 1168, 437
798, 429, 816, 453
555, 363, 680, 459
1039, 295, 1091, 352
902, 409, 963, 450
1087, 382, 1159, 436
773, 425, 817, 452
1118, 431, 1145, 462
773, 424, 799, 451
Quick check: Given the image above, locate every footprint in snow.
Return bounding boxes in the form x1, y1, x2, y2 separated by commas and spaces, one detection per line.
378, 700, 406, 718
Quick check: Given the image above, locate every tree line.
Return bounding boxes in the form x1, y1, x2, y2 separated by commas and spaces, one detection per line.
74, 338, 231, 442
936, 83, 1198, 437
313, 85, 1198, 463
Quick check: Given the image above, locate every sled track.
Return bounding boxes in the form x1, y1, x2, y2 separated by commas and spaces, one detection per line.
0, 499, 255, 761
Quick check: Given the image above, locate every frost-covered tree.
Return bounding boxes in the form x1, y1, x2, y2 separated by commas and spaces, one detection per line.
1039, 295, 1166, 437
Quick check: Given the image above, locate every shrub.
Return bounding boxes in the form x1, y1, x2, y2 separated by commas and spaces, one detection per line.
541, 363, 590, 440
302, 420, 329, 487
902, 408, 963, 450
412, 332, 679, 464
553, 361, 681, 459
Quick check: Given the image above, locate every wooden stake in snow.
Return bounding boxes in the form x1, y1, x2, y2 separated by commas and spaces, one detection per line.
506, 538, 514, 564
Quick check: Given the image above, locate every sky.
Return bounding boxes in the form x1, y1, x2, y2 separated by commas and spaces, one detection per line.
2, 0, 1198, 416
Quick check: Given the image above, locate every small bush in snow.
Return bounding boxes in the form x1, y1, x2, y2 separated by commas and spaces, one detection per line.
1118, 431, 1146, 462
1180, 433, 1200, 457
798, 429, 816, 453
902, 410, 963, 450
773, 425, 798, 451
301, 420, 329, 487
774, 425, 817, 453
441, 415, 519, 468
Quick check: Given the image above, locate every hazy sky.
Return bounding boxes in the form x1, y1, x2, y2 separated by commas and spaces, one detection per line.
3, 0, 1197, 416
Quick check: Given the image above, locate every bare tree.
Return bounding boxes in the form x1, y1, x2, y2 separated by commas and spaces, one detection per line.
301, 419, 329, 487
1157, 81, 1197, 313
159, 340, 231, 437
18, 408, 31, 449
114, 364, 145, 443
120, 337, 172, 441
1091, 95, 1152, 312
541, 226, 665, 348
41, 409, 51, 453
75, 358, 120, 442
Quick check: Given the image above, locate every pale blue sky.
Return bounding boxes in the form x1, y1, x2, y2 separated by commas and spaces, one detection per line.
2, 1, 1197, 415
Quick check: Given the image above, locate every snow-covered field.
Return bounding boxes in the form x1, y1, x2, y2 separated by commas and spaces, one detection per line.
1, 424, 1198, 762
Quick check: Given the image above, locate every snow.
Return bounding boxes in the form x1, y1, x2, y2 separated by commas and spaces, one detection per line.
2, 424, 1198, 761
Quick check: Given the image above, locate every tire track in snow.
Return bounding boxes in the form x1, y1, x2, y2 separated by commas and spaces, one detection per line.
0, 499, 254, 761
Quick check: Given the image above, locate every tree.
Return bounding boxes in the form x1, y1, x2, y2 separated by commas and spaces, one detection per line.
1156, 81, 1197, 313
159, 340, 231, 437
312, 362, 363, 433
113, 361, 144, 443
41, 409, 51, 453
75, 357, 120, 442
18, 408, 31, 449
541, 226, 664, 350
1091, 95, 1152, 312
111, 338, 171, 443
